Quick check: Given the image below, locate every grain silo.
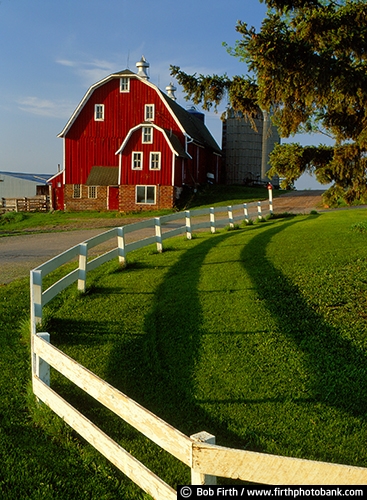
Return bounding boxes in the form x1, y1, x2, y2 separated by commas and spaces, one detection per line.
222, 108, 280, 186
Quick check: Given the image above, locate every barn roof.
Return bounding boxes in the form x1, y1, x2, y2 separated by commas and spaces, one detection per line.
57, 70, 221, 155
115, 123, 191, 159
86, 166, 119, 186
160, 93, 221, 154
164, 130, 191, 159
0, 171, 51, 184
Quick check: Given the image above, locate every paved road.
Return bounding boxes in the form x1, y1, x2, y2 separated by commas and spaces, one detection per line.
0, 229, 113, 284
0, 191, 325, 285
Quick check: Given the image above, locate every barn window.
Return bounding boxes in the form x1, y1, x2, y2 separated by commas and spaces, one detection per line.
136, 185, 156, 204
88, 186, 97, 199
94, 104, 104, 121
149, 152, 161, 170
120, 77, 130, 92
145, 104, 155, 121
73, 184, 81, 198
142, 127, 153, 144
132, 152, 143, 170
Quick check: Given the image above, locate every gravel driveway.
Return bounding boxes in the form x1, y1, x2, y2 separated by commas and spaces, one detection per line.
0, 190, 325, 285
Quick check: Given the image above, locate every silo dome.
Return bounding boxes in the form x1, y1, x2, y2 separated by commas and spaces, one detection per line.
186, 105, 205, 123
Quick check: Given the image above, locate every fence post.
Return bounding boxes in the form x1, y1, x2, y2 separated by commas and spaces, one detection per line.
33, 333, 50, 387
257, 201, 263, 220
268, 183, 273, 215
243, 203, 249, 224
185, 210, 192, 240
227, 206, 234, 228
210, 207, 216, 234
117, 226, 127, 267
155, 217, 163, 253
78, 243, 88, 292
191, 431, 217, 485
30, 269, 43, 333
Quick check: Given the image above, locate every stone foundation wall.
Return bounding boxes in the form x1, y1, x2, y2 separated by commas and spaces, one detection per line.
64, 185, 108, 211
63, 184, 175, 212
119, 185, 175, 212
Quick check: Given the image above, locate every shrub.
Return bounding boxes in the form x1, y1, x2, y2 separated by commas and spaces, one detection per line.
226, 224, 240, 231
267, 212, 296, 219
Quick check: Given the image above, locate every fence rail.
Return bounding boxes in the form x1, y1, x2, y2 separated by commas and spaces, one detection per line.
30, 199, 271, 328
30, 195, 367, 498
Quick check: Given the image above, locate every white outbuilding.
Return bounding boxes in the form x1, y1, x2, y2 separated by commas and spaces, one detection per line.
0, 171, 51, 199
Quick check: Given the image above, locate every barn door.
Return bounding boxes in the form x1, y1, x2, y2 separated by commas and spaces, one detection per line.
108, 186, 119, 211
52, 184, 64, 210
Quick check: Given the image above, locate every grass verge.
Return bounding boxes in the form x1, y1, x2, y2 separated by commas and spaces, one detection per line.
0, 186, 274, 235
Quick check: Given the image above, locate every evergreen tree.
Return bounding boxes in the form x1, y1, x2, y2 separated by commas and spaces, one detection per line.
171, 0, 367, 205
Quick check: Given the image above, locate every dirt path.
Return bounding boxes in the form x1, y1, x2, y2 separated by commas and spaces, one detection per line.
270, 189, 325, 214
0, 191, 325, 285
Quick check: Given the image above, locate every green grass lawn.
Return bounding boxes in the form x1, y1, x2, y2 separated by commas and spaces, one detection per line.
2, 208, 367, 497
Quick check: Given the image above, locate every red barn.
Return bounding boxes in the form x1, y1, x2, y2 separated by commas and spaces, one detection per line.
53, 57, 222, 211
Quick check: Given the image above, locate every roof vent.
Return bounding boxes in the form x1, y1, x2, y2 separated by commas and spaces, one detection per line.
136, 56, 149, 79
166, 82, 177, 101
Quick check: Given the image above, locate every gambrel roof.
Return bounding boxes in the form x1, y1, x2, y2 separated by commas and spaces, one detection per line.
115, 123, 191, 159
160, 93, 221, 155
57, 70, 136, 138
57, 69, 221, 155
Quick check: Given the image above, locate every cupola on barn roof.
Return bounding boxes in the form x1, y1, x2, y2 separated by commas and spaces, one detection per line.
165, 82, 177, 101
53, 54, 222, 212
136, 56, 149, 79
57, 57, 221, 154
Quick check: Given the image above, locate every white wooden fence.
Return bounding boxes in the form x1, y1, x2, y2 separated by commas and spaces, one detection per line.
30, 200, 271, 328
30, 198, 367, 498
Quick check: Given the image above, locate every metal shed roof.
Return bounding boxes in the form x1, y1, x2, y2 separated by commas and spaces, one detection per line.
0, 171, 51, 184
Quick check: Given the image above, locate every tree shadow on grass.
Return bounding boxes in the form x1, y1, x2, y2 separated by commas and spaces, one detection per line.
48, 217, 367, 486
240, 217, 367, 417
105, 231, 254, 446
105, 216, 367, 446
104, 216, 367, 468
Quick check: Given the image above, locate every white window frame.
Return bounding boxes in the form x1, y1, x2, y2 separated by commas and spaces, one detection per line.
94, 104, 104, 121
88, 186, 97, 199
120, 77, 130, 92
149, 152, 161, 170
132, 152, 143, 170
73, 184, 81, 198
144, 104, 155, 121
136, 185, 156, 205
142, 126, 153, 144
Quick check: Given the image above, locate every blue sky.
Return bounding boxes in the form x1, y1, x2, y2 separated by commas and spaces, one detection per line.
0, 0, 328, 188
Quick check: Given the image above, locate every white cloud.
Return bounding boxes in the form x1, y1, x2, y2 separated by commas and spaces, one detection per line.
56, 59, 77, 68
56, 58, 119, 87
17, 96, 74, 119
